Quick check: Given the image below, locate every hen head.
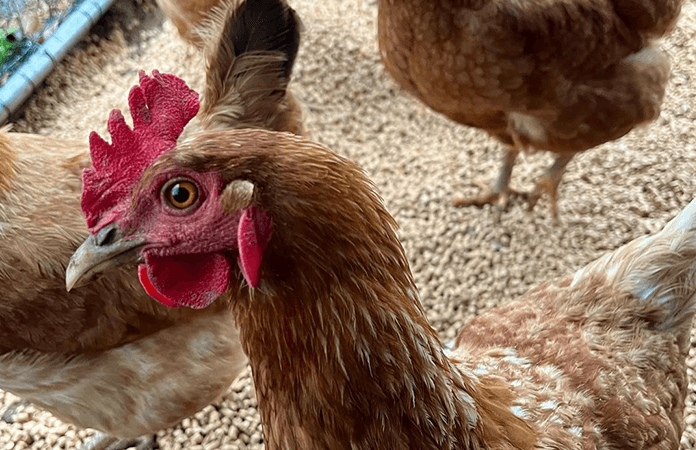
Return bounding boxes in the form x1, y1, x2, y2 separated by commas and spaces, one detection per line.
69, 71, 273, 309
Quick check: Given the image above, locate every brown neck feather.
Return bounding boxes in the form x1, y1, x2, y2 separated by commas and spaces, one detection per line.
232, 242, 537, 450
234, 263, 476, 450
229, 192, 523, 448
236, 256, 537, 450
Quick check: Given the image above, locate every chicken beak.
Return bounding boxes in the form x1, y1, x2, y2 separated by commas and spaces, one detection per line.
65, 223, 146, 291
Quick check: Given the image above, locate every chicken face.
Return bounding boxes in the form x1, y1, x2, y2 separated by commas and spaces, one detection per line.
66, 71, 273, 309
98, 168, 270, 309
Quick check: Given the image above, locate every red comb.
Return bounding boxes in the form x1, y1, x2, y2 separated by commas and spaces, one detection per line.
81, 70, 200, 233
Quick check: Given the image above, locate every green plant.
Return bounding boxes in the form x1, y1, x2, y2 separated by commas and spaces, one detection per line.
0, 26, 19, 65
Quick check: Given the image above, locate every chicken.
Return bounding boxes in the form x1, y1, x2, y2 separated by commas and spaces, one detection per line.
65, 70, 696, 449
155, 0, 305, 59
0, 128, 246, 450
0, 0, 303, 448
377, 0, 682, 221
155, 0, 222, 47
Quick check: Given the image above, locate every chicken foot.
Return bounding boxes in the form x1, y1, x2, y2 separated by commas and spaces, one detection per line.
453, 146, 525, 209
526, 153, 574, 224
454, 142, 573, 223
83, 433, 156, 450
0, 399, 28, 423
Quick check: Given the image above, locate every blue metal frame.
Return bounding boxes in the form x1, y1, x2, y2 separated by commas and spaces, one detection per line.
0, 0, 116, 125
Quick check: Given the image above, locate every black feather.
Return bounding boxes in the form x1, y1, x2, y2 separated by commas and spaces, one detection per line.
225, 0, 301, 78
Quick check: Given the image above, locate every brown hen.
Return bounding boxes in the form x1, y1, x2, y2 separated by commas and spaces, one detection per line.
378, 0, 682, 221
0, 0, 303, 448
66, 114, 696, 449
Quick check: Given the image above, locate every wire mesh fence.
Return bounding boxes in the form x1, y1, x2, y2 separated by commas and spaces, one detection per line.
0, 0, 78, 85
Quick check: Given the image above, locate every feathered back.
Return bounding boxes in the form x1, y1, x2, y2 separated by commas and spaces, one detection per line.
190, 0, 305, 135
0, 125, 16, 195
82, 71, 199, 233
571, 198, 696, 351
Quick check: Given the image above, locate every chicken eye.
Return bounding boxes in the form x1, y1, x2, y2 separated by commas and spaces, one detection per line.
164, 180, 198, 210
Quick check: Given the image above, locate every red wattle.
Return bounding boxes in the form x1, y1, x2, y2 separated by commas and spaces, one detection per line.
138, 264, 177, 307
138, 253, 230, 309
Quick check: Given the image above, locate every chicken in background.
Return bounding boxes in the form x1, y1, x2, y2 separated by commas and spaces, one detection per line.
0, 0, 303, 448
378, 0, 682, 222
155, 0, 222, 47
0, 130, 244, 450
66, 71, 696, 449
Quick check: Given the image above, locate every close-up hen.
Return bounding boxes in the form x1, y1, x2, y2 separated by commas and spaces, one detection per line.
66, 71, 696, 450
378, 0, 683, 220
0, 0, 303, 448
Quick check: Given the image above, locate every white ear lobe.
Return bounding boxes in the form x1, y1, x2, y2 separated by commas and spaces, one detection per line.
221, 179, 256, 213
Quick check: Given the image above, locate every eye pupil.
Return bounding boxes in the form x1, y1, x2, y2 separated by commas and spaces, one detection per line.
171, 184, 190, 204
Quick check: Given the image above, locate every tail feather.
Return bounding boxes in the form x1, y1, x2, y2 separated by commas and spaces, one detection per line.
573, 198, 696, 349
191, 0, 305, 135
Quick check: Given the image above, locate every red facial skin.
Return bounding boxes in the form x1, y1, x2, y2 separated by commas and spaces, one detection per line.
82, 71, 272, 309
117, 167, 271, 309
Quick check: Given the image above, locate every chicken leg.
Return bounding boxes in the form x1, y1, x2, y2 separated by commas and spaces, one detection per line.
526, 152, 574, 223
454, 144, 574, 223
453, 146, 524, 209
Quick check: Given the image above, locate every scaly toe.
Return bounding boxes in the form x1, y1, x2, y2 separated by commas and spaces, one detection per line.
454, 182, 525, 209
1, 400, 28, 424
526, 178, 561, 224
82, 433, 157, 450
453, 191, 502, 208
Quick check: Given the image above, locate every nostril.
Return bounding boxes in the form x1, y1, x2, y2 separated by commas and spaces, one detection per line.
95, 224, 120, 247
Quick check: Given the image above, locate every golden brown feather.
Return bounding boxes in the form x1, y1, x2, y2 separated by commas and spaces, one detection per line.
378, 0, 682, 221
157, 0, 307, 137
195, 131, 696, 449
189, 0, 306, 137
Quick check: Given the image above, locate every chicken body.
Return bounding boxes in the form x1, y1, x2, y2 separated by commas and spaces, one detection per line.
378, 0, 681, 220
0, 129, 247, 449
67, 127, 696, 449
0, 0, 304, 446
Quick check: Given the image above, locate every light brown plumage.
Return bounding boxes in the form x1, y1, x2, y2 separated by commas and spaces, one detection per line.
155, 0, 222, 47
378, 0, 682, 221
69, 128, 696, 449
0, 0, 304, 448
0, 128, 245, 450
155, 0, 307, 139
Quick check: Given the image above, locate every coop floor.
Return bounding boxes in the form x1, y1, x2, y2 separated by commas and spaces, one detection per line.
2, 0, 696, 448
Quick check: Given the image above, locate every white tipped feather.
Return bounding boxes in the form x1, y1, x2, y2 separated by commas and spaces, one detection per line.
575, 198, 696, 348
